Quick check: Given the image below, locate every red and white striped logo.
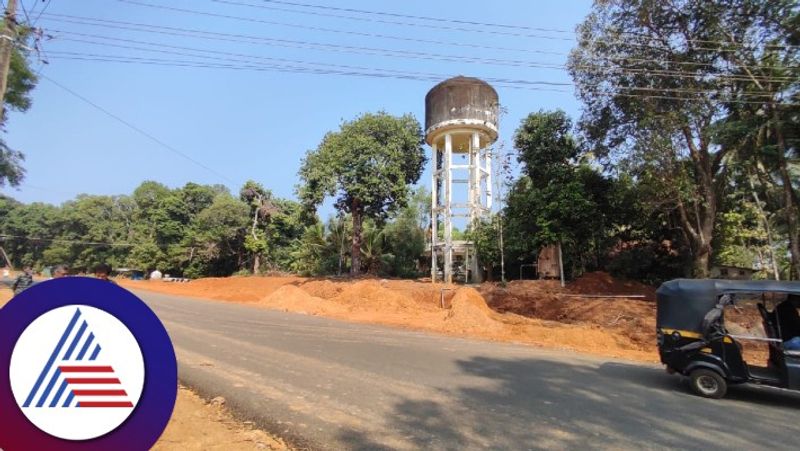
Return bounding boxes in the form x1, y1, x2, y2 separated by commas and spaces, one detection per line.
57, 364, 133, 408
9, 305, 145, 440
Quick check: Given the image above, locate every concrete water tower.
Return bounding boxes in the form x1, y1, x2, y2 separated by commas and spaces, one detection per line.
425, 76, 499, 284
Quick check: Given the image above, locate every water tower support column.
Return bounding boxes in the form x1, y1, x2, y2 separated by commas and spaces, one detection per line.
485, 146, 492, 210
444, 133, 454, 284
430, 143, 438, 282
470, 132, 481, 224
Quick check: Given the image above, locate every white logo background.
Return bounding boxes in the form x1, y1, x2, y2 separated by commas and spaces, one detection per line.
9, 305, 145, 441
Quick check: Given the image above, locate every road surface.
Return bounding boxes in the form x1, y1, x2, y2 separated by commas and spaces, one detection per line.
133, 290, 798, 449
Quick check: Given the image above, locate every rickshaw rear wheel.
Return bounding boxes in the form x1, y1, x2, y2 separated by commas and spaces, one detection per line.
689, 368, 727, 399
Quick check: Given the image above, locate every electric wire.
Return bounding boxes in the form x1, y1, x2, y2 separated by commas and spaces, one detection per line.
251, 0, 573, 33
45, 32, 787, 99
39, 13, 799, 84
41, 75, 238, 185
42, 23, 798, 91
120, 0, 574, 42
212, 0, 800, 51
45, 4, 565, 57
250, 0, 798, 51
45, 52, 796, 105
31, 0, 52, 26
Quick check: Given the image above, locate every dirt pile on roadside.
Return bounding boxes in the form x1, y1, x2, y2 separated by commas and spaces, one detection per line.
259, 284, 329, 315
480, 276, 657, 350
568, 271, 657, 301
123, 275, 660, 362
331, 280, 431, 313
443, 286, 654, 360
121, 276, 300, 302
297, 279, 347, 299
444, 288, 504, 333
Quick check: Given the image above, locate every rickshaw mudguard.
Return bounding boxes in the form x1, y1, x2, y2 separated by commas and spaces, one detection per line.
684, 358, 731, 381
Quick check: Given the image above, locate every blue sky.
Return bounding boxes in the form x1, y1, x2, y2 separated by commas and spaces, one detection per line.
2, 0, 592, 219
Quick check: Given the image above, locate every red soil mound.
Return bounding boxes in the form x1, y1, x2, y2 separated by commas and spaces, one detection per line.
568, 271, 656, 301
330, 280, 431, 313
122, 274, 661, 362
259, 285, 328, 315
480, 275, 657, 350
444, 288, 504, 333
296, 279, 347, 299
121, 276, 300, 302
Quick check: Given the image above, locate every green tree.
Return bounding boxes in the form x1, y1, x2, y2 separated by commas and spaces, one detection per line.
239, 180, 277, 274
298, 112, 425, 275
383, 188, 428, 278
184, 194, 249, 277
568, 0, 797, 277
263, 197, 305, 271
468, 215, 503, 281
0, 200, 60, 268
507, 111, 602, 275
0, 26, 39, 187
290, 222, 328, 276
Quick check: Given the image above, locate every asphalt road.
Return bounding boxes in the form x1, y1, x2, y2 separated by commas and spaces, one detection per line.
127, 290, 800, 449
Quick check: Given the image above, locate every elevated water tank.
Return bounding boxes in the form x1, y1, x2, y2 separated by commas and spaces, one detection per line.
424, 76, 499, 152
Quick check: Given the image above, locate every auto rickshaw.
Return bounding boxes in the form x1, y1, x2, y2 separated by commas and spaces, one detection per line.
656, 279, 800, 398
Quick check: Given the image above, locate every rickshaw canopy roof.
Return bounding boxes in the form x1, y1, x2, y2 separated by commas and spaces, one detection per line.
656, 279, 800, 332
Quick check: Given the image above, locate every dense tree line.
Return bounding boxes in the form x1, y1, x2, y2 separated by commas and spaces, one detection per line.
1, 181, 292, 277
0, 179, 429, 279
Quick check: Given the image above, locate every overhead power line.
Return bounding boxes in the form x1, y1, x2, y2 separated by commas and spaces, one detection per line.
44, 11, 798, 74
248, 0, 799, 51
44, 51, 569, 93
37, 9, 569, 57
32, 0, 53, 26
49, 30, 572, 86
39, 20, 568, 71
64, 5, 798, 74
211, 0, 800, 52
120, 0, 574, 42
249, 0, 573, 34
41, 75, 238, 185
45, 52, 798, 106
40, 15, 798, 86
45, 31, 790, 99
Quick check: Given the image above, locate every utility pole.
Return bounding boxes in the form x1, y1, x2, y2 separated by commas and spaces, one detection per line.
0, 0, 18, 117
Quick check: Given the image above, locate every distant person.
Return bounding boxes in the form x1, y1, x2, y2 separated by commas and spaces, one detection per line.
52, 265, 70, 278
12, 266, 34, 295
94, 263, 116, 283
149, 269, 163, 280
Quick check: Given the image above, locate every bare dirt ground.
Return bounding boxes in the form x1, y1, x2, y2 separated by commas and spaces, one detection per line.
120, 271, 660, 363
155, 386, 288, 451
0, 288, 289, 450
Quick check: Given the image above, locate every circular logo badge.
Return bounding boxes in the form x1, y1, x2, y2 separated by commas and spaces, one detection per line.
0, 278, 177, 450
10, 305, 146, 440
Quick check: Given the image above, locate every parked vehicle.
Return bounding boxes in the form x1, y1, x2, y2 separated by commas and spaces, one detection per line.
656, 279, 800, 398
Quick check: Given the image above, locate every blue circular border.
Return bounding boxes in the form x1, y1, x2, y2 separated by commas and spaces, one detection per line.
0, 277, 177, 451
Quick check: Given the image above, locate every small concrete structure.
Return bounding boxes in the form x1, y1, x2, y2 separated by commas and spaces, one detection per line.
426, 76, 499, 284
537, 245, 561, 279
711, 265, 755, 280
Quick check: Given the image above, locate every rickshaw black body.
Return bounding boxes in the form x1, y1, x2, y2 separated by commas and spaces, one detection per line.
656, 279, 800, 398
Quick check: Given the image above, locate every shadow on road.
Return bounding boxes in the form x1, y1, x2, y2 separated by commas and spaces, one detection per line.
337, 356, 800, 450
